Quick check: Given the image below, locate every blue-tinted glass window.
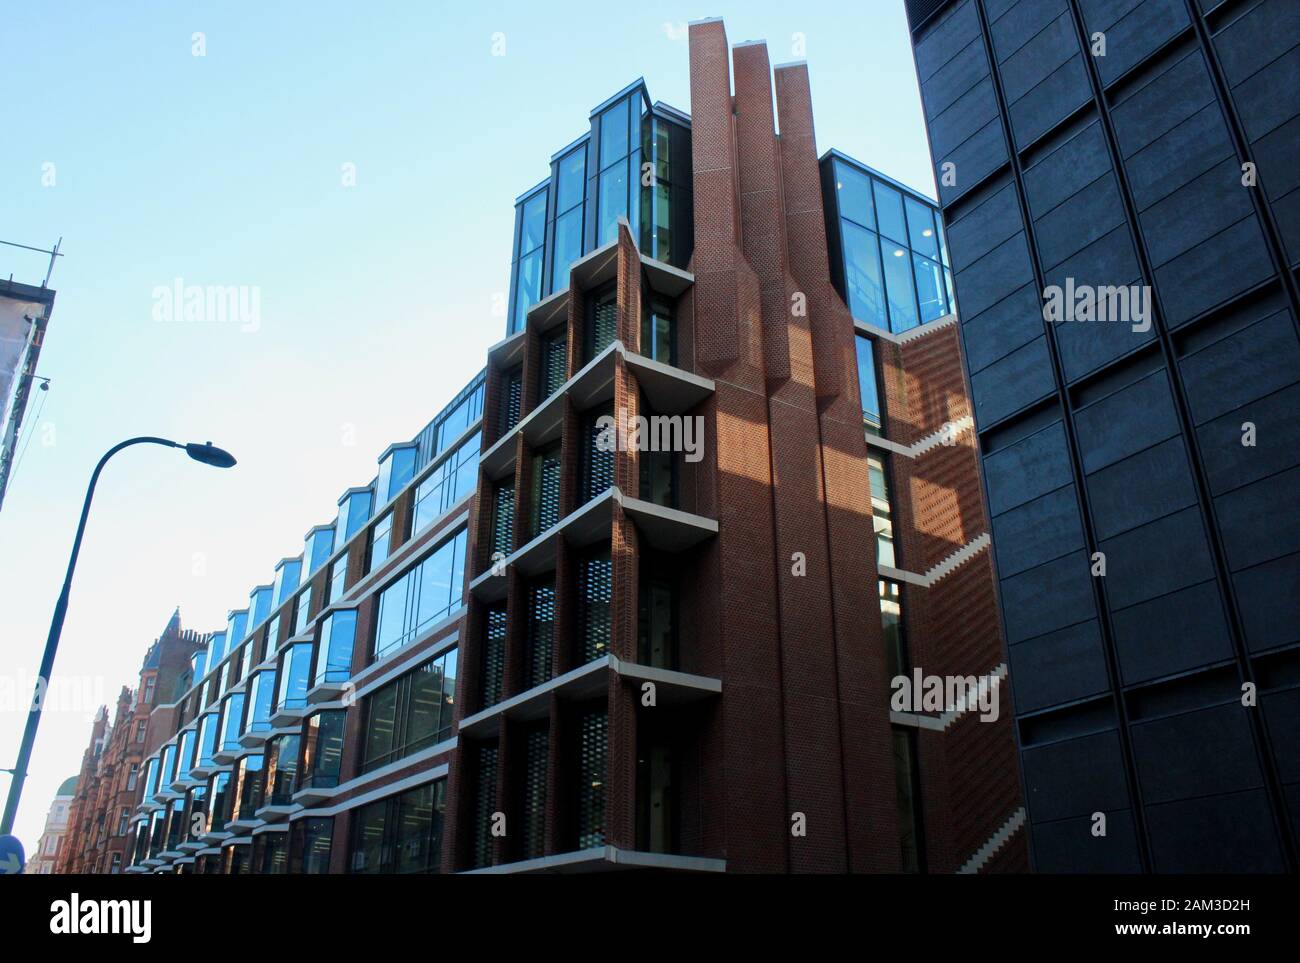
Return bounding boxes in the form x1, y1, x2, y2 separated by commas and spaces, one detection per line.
196, 713, 218, 767
514, 249, 542, 329
337, 492, 372, 545
294, 586, 312, 637
913, 254, 947, 322
315, 610, 357, 687
598, 163, 628, 245
556, 149, 585, 213
599, 99, 629, 168
435, 383, 483, 455
904, 196, 938, 259
835, 160, 874, 229
372, 528, 468, 660
206, 631, 227, 668
377, 446, 416, 506
413, 431, 480, 534
330, 556, 347, 604
552, 207, 583, 290
368, 513, 393, 574
276, 643, 313, 712
882, 243, 919, 333
249, 586, 273, 627
873, 181, 908, 245
247, 671, 275, 732
936, 217, 950, 268
855, 334, 883, 432
519, 192, 546, 255
842, 220, 886, 328
219, 694, 245, 750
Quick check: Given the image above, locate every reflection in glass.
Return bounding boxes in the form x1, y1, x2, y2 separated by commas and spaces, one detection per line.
843, 220, 886, 328
913, 254, 947, 323
882, 242, 919, 333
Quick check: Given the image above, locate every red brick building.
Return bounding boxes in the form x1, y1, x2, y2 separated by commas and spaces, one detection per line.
62, 18, 1025, 875
56, 611, 206, 874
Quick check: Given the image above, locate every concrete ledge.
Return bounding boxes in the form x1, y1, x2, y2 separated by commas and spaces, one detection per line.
462, 846, 726, 874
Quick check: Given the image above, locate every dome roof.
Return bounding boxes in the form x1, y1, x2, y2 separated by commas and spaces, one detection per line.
56, 776, 79, 796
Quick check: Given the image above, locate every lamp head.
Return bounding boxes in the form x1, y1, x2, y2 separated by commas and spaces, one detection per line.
185, 442, 237, 469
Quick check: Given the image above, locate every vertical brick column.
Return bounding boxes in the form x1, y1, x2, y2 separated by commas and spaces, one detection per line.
734, 40, 849, 873
688, 17, 788, 873
775, 61, 902, 871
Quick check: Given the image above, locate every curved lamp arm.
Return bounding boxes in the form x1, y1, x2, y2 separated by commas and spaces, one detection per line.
0, 436, 235, 835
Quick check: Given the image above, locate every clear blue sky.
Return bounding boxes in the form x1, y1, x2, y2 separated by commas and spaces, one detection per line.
0, 0, 932, 855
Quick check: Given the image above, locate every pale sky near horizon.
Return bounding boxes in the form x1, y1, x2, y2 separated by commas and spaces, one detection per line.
0, 0, 933, 856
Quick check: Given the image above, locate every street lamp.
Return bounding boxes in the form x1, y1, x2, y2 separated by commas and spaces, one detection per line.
0, 436, 235, 835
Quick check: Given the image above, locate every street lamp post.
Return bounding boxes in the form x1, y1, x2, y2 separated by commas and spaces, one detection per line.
0, 436, 235, 835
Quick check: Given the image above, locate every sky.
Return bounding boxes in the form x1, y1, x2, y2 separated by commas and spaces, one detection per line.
0, 0, 933, 857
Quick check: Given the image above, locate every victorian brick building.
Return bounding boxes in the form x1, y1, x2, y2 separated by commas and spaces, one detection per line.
56, 611, 206, 874
59, 18, 1024, 875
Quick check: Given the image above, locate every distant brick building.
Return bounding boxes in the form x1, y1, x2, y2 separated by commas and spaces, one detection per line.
56, 610, 206, 874
23, 775, 77, 874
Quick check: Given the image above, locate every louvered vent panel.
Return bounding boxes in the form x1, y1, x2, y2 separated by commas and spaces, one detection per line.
501, 368, 523, 435
583, 406, 615, 503
522, 728, 548, 860
482, 606, 507, 707
577, 711, 607, 850
472, 744, 498, 869
578, 553, 613, 663
542, 335, 567, 400
534, 453, 562, 535
590, 293, 617, 358
526, 583, 555, 688
491, 484, 514, 558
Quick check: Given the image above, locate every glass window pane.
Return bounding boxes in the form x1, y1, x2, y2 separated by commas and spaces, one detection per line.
374, 572, 410, 659
556, 149, 585, 213
552, 207, 583, 291
351, 800, 387, 874
519, 192, 546, 254
855, 335, 883, 431
513, 249, 542, 329
904, 196, 939, 259
440, 649, 458, 742
599, 99, 629, 168
396, 784, 434, 874
598, 162, 628, 245
879, 580, 906, 678
842, 221, 886, 328
881, 241, 919, 333
406, 661, 444, 752
364, 685, 398, 769
873, 180, 908, 245
913, 254, 947, 323
835, 160, 874, 229
415, 540, 455, 632
646, 181, 671, 263
869, 455, 895, 568
369, 514, 392, 574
